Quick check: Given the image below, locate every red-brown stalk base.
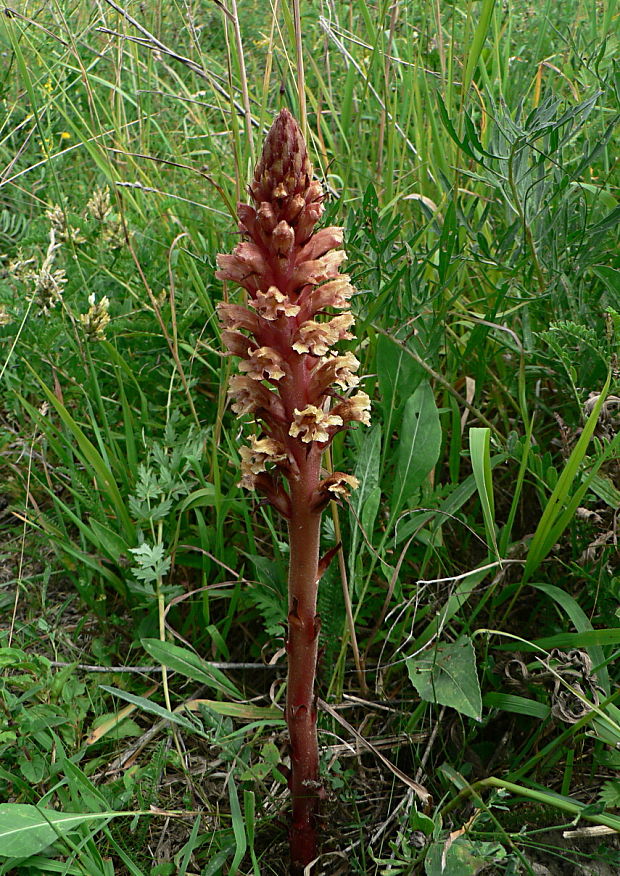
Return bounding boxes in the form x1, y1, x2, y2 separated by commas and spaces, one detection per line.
286, 472, 323, 874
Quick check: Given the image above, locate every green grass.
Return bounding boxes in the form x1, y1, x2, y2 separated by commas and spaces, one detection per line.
0, 0, 618, 873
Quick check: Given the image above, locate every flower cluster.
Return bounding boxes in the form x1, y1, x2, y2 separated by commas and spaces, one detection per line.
79, 292, 110, 341
217, 109, 369, 515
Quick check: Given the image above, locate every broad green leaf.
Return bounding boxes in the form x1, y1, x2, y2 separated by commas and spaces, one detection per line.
361, 486, 381, 536
0, 805, 113, 857
425, 837, 490, 876
88, 518, 130, 562
376, 333, 423, 417
392, 382, 441, 517
406, 637, 482, 721
349, 424, 382, 572
141, 639, 242, 699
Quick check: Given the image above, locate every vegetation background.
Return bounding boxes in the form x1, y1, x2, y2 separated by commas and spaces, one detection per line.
0, 0, 618, 873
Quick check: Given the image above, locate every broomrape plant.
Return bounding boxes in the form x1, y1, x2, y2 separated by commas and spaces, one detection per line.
217, 108, 370, 873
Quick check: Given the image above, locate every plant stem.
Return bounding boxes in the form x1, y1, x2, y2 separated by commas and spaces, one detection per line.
286, 462, 322, 873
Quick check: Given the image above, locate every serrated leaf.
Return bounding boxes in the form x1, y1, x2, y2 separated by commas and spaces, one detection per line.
407, 637, 482, 720
128, 542, 171, 584
599, 780, 620, 808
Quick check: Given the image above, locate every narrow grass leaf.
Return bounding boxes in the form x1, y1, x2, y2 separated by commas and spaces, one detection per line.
141, 638, 242, 699
98, 686, 198, 732
469, 427, 499, 559
531, 583, 609, 694
227, 776, 247, 873
522, 373, 611, 583
183, 699, 284, 723
20, 369, 135, 539
483, 692, 550, 719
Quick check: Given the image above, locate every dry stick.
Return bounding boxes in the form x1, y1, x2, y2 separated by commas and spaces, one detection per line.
318, 698, 431, 804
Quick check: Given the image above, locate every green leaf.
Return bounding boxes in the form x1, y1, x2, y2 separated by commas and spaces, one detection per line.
599, 780, 620, 808
18, 371, 135, 540
376, 334, 423, 417
88, 518, 130, 563
0, 805, 113, 857
349, 424, 382, 573
469, 427, 499, 558
461, 0, 498, 96
589, 474, 620, 509
392, 382, 441, 516
425, 836, 488, 876
531, 583, 609, 694
98, 686, 198, 732
406, 637, 482, 721
522, 373, 612, 583
129, 543, 171, 584
483, 692, 550, 720
141, 639, 242, 699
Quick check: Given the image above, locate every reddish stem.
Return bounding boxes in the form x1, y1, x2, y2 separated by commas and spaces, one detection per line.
286, 452, 322, 874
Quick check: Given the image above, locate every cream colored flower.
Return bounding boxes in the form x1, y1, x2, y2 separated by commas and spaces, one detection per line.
292, 313, 355, 356
332, 391, 372, 426
228, 374, 285, 419
311, 276, 355, 311
79, 293, 110, 341
252, 286, 300, 320
292, 249, 347, 289
239, 436, 287, 489
86, 186, 112, 221
313, 352, 360, 390
319, 473, 359, 497
239, 346, 286, 381
30, 266, 67, 314
289, 405, 343, 443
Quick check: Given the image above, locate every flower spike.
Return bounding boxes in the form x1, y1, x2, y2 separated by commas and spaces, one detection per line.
217, 108, 370, 875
